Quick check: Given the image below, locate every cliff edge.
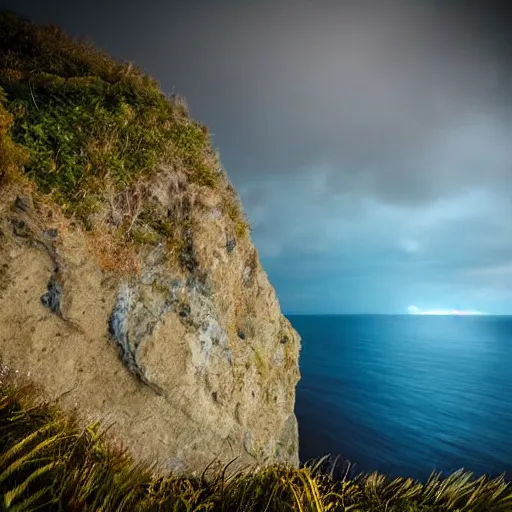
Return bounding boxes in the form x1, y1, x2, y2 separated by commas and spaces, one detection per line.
0, 12, 300, 474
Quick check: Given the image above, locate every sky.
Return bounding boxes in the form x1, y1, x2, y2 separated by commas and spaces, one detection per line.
2, 0, 512, 314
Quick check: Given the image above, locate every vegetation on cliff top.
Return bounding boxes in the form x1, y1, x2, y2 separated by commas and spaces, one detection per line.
0, 370, 511, 511
0, 11, 248, 273
0, 10, 216, 195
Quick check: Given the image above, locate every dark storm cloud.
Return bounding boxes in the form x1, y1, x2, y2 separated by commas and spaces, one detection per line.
3, 0, 512, 312
151, 0, 512, 206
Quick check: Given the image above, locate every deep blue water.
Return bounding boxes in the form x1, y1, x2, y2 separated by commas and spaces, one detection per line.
290, 314, 512, 481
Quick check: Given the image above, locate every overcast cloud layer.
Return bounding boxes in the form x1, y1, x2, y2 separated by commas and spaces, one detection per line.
3, 0, 512, 313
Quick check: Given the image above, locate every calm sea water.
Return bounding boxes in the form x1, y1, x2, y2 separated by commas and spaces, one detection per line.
290, 314, 512, 481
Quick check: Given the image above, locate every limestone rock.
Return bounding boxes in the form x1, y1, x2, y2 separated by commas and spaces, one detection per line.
0, 14, 301, 474
0, 176, 301, 474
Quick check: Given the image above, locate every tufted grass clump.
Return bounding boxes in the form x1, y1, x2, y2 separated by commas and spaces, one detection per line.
0, 86, 29, 185
0, 368, 511, 511
0, 11, 217, 222
224, 187, 250, 238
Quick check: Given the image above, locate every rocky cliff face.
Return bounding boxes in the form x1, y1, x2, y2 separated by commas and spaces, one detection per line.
0, 13, 300, 474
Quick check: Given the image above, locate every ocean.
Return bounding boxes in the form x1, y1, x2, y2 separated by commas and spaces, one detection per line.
290, 314, 512, 481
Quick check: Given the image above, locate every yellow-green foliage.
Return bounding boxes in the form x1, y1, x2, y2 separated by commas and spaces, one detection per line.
0, 86, 28, 183
0, 374, 511, 511
224, 192, 250, 238
254, 348, 267, 376
0, 11, 215, 217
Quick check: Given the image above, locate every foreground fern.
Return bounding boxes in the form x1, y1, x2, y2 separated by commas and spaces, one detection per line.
0, 372, 510, 511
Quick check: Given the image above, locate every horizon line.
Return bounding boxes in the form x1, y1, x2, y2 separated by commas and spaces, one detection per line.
284, 312, 512, 317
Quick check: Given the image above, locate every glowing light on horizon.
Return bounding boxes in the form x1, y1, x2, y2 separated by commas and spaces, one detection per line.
407, 305, 485, 316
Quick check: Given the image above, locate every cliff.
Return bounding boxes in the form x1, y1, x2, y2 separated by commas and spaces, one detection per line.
0, 12, 300, 474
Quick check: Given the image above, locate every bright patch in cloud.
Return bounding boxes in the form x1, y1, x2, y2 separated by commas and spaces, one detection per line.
400, 240, 420, 253
407, 305, 485, 316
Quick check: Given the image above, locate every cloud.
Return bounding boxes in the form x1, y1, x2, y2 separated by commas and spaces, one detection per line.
147, 0, 512, 208
6, 0, 512, 313
469, 263, 512, 277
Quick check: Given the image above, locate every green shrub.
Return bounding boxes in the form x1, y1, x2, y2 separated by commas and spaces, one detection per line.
0, 11, 215, 219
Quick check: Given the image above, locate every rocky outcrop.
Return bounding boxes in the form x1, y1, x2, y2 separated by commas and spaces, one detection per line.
0, 13, 300, 474
0, 169, 301, 474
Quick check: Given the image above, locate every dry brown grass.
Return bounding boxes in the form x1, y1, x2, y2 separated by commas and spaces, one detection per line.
86, 223, 142, 277
223, 187, 250, 239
